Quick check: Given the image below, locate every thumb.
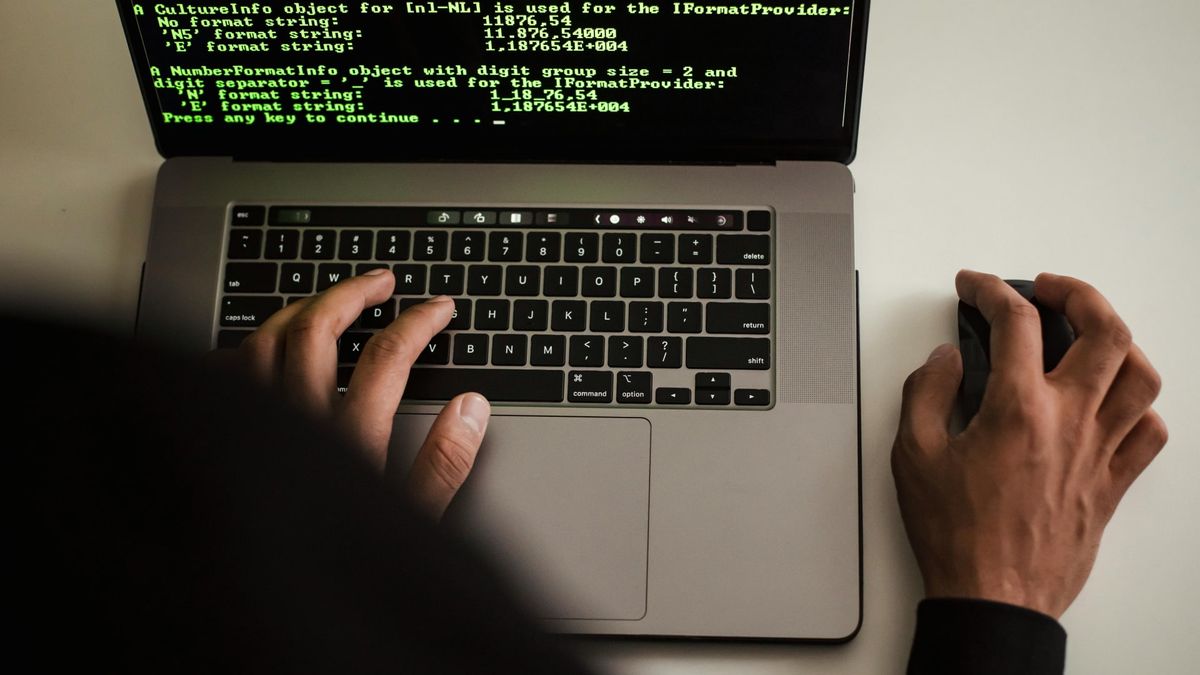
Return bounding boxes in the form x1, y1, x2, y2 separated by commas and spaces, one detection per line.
898, 344, 963, 452
407, 393, 491, 521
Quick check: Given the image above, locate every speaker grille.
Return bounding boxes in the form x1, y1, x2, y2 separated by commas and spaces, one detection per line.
777, 212, 856, 404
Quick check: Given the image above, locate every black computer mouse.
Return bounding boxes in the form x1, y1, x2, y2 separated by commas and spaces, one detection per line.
957, 279, 1076, 424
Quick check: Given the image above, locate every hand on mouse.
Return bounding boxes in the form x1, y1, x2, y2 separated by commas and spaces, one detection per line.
891, 270, 1167, 618
224, 269, 489, 521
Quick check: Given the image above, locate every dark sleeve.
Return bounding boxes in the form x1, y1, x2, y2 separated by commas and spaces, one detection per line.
7, 316, 596, 675
907, 598, 1066, 675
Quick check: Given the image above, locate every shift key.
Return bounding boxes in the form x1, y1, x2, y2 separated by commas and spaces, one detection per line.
686, 337, 770, 370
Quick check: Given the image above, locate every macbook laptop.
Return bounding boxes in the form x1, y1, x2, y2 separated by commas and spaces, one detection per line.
120, 0, 867, 640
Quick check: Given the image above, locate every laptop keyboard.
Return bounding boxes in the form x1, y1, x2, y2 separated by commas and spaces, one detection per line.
218, 205, 774, 408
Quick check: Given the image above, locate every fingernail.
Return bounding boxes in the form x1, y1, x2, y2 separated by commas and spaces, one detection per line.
458, 393, 491, 435
426, 295, 454, 304
364, 268, 389, 277
927, 343, 954, 362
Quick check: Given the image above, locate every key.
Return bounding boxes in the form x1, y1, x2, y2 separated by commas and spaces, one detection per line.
647, 336, 682, 368
640, 233, 674, 263
376, 230, 410, 261
667, 302, 702, 333
658, 267, 693, 298
706, 303, 771, 334
551, 300, 586, 331
565, 232, 599, 262
696, 389, 731, 405
224, 262, 277, 294
499, 211, 533, 226
717, 234, 770, 265
582, 267, 617, 297
467, 265, 503, 296
392, 264, 426, 295
569, 335, 604, 367
736, 269, 770, 299
220, 296, 282, 327
629, 301, 664, 333
338, 332, 372, 363
513, 300, 549, 331
488, 232, 522, 261
448, 298, 472, 330
404, 368, 565, 403
429, 265, 465, 295
735, 389, 770, 406
526, 232, 561, 262
543, 266, 579, 296
748, 210, 771, 232
531, 334, 566, 366
608, 336, 643, 368
301, 230, 336, 260
655, 387, 691, 405
355, 263, 387, 276
603, 233, 637, 263
358, 299, 395, 329
679, 234, 713, 264
620, 268, 655, 298
228, 229, 263, 259
279, 263, 314, 294
685, 338, 771, 369
697, 268, 732, 299
231, 205, 265, 227
316, 263, 352, 291
505, 266, 541, 296
453, 333, 489, 365
464, 210, 496, 225
217, 330, 251, 349
427, 210, 460, 225
414, 231, 448, 261
568, 371, 613, 403
616, 372, 652, 404
415, 334, 451, 365
451, 231, 486, 261
590, 301, 625, 332
338, 230, 373, 260
491, 334, 527, 366
264, 230, 300, 260
474, 300, 510, 330
696, 372, 731, 389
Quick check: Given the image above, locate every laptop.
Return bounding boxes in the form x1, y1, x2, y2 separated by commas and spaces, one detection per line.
120, 0, 867, 640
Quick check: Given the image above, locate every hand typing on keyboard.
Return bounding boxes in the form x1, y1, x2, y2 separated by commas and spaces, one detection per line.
228, 268, 489, 520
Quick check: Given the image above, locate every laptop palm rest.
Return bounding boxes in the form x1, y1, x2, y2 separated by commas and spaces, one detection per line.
391, 414, 651, 621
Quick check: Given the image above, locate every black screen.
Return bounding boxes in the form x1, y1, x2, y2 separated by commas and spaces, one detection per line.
118, 1, 868, 162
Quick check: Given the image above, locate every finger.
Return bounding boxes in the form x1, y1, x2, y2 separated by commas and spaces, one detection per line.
955, 270, 1043, 383
407, 393, 491, 521
339, 295, 456, 469
237, 297, 313, 387
1107, 409, 1168, 503
897, 343, 963, 453
282, 269, 394, 416
1096, 344, 1162, 446
1033, 273, 1132, 395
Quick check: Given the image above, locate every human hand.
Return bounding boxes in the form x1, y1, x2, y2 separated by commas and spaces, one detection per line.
231, 269, 490, 520
891, 270, 1167, 618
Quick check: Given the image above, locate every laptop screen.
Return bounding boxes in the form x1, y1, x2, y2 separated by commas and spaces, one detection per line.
118, 1, 868, 163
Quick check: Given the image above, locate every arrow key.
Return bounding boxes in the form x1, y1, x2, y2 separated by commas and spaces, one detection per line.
696, 388, 731, 406
735, 389, 770, 406
655, 387, 692, 405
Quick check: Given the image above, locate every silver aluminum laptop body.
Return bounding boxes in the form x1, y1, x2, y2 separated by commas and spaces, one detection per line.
125, 4, 864, 642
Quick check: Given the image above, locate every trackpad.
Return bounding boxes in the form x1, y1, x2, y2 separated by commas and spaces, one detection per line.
392, 415, 651, 621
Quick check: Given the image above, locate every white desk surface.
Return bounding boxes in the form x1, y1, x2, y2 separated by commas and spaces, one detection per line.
2, 2, 1197, 673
